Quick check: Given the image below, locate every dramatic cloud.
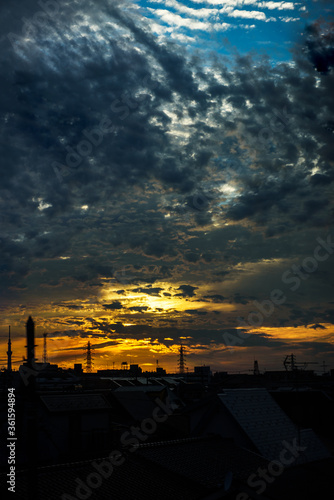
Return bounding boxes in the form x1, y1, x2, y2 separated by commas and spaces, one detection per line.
176, 286, 198, 297
304, 20, 334, 73
102, 301, 124, 310
0, 0, 333, 372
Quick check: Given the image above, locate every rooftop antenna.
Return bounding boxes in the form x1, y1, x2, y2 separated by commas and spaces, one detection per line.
283, 353, 318, 371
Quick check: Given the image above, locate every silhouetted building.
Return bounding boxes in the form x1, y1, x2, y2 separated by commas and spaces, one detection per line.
129, 364, 142, 376
74, 363, 83, 375
26, 316, 36, 368
193, 365, 212, 384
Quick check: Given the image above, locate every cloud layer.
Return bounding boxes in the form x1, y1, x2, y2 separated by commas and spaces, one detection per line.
0, 0, 333, 370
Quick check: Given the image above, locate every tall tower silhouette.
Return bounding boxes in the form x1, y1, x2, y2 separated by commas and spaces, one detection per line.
43, 333, 48, 364
253, 359, 260, 376
85, 341, 94, 373
178, 343, 186, 374
284, 353, 296, 371
7, 326, 12, 372
26, 316, 36, 368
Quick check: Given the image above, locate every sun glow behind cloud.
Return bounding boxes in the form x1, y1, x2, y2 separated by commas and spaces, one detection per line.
0, 0, 333, 374
2, 321, 332, 373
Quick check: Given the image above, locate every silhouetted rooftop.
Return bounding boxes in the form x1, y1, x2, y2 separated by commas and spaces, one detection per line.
218, 388, 331, 462
41, 393, 111, 412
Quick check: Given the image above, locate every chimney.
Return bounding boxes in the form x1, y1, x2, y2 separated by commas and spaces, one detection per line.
26, 316, 36, 368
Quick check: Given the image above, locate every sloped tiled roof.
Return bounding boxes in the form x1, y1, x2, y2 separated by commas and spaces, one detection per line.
112, 390, 160, 421
0, 448, 212, 500
114, 385, 165, 392
299, 428, 331, 463
137, 435, 269, 488
218, 388, 330, 463
0, 436, 270, 500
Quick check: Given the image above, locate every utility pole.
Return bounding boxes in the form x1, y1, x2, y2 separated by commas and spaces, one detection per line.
85, 341, 94, 373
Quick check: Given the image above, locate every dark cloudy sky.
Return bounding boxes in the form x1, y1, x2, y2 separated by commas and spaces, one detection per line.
0, 0, 333, 373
